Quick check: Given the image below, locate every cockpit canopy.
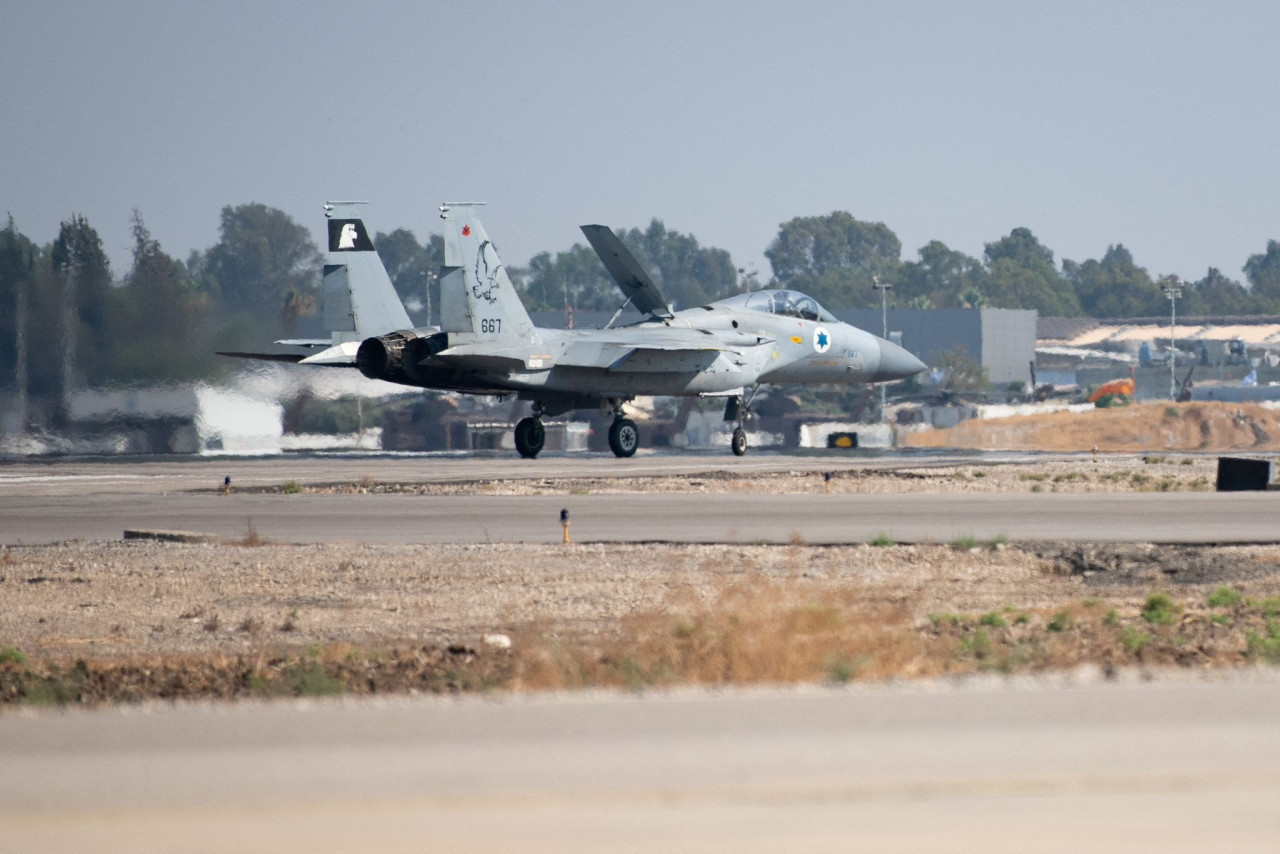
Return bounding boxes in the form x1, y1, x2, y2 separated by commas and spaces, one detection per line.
713, 289, 838, 323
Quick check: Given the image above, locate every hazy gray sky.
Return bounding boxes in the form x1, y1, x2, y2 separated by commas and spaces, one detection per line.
5, 1, 1279, 287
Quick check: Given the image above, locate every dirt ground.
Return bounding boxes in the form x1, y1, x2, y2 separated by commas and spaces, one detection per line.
5, 534, 1280, 705
903, 401, 1280, 453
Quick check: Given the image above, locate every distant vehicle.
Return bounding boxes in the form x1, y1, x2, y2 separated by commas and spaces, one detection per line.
224, 203, 926, 458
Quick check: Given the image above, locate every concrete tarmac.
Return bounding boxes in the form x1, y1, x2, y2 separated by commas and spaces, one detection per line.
3, 489, 1280, 545
4, 677, 1280, 853
0, 451, 1048, 496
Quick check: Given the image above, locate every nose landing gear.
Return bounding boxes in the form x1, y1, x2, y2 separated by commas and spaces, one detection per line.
724, 385, 760, 457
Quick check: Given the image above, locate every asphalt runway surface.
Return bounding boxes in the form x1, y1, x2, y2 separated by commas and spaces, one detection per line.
5, 677, 1280, 853
0, 454, 1278, 544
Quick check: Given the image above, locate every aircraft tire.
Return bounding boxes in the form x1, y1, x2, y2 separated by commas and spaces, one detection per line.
608, 418, 639, 458
514, 417, 545, 459
731, 427, 748, 456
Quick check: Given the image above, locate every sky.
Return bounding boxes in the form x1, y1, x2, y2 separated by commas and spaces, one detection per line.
4, 1, 1280, 287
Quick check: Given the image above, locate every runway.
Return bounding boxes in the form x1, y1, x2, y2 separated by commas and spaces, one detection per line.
3, 489, 1280, 545
0, 451, 1045, 496
5, 677, 1280, 853
0, 454, 1277, 545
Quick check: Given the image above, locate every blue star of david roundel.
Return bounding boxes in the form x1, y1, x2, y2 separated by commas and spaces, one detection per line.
813, 326, 831, 354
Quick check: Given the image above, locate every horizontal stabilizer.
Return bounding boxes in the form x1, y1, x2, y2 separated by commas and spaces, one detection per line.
273, 339, 333, 348
580, 225, 673, 319
216, 351, 307, 363
299, 341, 360, 365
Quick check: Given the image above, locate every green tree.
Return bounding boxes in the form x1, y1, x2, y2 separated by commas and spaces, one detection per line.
982, 227, 1081, 316
113, 212, 212, 383
517, 220, 738, 314
518, 243, 617, 312
766, 211, 901, 308
0, 217, 40, 426
201, 203, 321, 344
1182, 267, 1256, 316
1244, 239, 1280, 311
935, 346, 989, 391
1062, 244, 1161, 318
51, 215, 115, 390
621, 220, 737, 310
897, 240, 987, 308
375, 229, 443, 326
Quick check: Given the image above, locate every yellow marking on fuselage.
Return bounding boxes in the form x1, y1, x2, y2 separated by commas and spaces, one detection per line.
790, 336, 803, 344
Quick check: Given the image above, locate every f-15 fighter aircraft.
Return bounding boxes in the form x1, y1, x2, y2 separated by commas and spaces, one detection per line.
230, 202, 926, 458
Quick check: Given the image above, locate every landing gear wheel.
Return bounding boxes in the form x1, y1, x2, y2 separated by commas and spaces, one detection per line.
608, 418, 639, 458
514, 417, 545, 459
731, 427, 748, 456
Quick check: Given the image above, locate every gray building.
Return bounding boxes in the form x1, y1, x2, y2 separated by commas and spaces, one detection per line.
835, 308, 1036, 386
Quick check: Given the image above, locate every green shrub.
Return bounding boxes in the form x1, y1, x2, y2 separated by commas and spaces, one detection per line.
1207, 587, 1243, 609
1047, 610, 1074, 632
978, 611, 1007, 629
0, 646, 26, 664
867, 532, 895, 547
281, 481, 304, 495
1246, 621, 1280, 664
960, 628, 992, 659
1141, 593, 1180, 626
1121, 627, 1150, 654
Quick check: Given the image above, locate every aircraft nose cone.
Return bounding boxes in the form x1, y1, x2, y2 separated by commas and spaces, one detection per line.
872, 338, 927, 382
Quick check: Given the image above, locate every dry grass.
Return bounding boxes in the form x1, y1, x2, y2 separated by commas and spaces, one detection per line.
511, 575, 929, 690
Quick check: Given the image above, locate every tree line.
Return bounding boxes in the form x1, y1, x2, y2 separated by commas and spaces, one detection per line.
3, 203, 1280, 416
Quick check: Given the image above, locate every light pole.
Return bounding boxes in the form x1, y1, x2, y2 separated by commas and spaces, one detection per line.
873, 275, 893, 421
1163, 277, 1182, 399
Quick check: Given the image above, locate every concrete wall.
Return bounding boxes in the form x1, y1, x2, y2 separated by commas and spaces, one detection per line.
980, 309, 1038, 386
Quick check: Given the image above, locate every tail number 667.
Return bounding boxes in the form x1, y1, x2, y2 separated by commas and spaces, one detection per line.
480, 319, 502, 334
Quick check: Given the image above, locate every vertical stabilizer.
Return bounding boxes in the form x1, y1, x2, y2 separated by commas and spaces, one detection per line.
323, 202, 412, 342
439, 204, 535, 339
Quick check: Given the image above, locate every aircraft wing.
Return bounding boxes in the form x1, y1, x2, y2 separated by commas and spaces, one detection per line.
560, 341, 718, 372
579, 225, 674, 319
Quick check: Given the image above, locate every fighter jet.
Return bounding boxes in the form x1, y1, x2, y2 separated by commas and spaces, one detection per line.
229, 202, 926, 458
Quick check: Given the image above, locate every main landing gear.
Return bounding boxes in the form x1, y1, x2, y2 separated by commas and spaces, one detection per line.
514, 416, 545, 459
724, 385, 760, 457
605, 399, 637, 458
607, 418, 639, 458
515, 399, 639, 459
